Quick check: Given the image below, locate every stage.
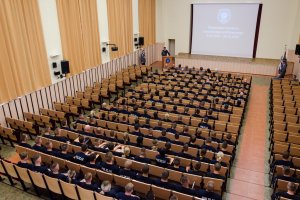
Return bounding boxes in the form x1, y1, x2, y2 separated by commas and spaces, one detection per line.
175, 53, 294, 76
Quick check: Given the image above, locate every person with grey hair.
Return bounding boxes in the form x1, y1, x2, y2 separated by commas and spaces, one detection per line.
197, 181, 221, 200
116, 182, 140, 200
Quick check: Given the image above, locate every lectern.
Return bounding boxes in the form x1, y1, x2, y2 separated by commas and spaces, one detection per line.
162, 56, 175, 68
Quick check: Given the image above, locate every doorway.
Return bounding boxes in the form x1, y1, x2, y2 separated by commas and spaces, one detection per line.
168, 39, 175, 56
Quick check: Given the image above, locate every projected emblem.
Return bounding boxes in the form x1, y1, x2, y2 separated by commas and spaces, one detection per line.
166, 58, 171, 63
217, 8, 231, 24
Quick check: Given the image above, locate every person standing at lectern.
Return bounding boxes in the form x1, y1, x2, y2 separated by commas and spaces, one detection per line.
161, 47, 170, 56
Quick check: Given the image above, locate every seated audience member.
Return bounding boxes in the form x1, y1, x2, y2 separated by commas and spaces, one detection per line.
172, 133, 184, 146
181, 126, 190, 137
131, 125, 143, 137
142, 118, 151, 129
86, 153, 101, 169
78, 172, 100, 192
136, 164, 154, 184
45, 141, 59, 156
19, 134, 32, 148
164, 142, 177, 156
197, 181, 221, 200
199, 117, 212, 129
164, 113, 172, 122
158, 130, 171, 142
107, 130, 119, 143
206, 162, 225, 180
54, 128, 69, 143
224, 133, 235, 145
17, 152, 33, 170
154, 121, 165, 131
211, 151, 228, 167
61, 119, 72, 131
100, 152, 119, 174
202, 138, 217, 152
155, 149, 171, 168
153, 112, 161, 120
178, 175, 197, 196
73, 144, 90, 164
149, 101, 157, 110
219, 141, 231, 155
171, 157, 186, 172
152, 139, 159, 151
171, 105, 179, 114
166, 123, 177, 134
141, 109, 151, 118
199, 101, 207, 110
47, 162, 69, 182
122, 146, 132, 159
221, 104, 232, 114
174, 116, 185, 125
154, 170, 179, 190
275, 166, 298, 184
32, 154, 49, 173
206, 109, 217, 120
179, 143, 195, 159
43, 126, 53, 138
272, 182, 300, 200
116, 182, 140, 200
100, 180, 116, 198
210, 131, 221, 143
73, 135, 86, 146
195, 128, 206, 140
134, 147, 151, 164
58, 144, 74, 160
132, 136, 144, 148
119, 160, 136, 179
202, 95, 211, 103
32, 136, 45, 152
271, 151, 294, 170
235, 99, 242, 107
76, 114, 88, 124
188, 161, 205, 176
189, 135, 201, 148
192, 109, 202, 118
197, 148, 212, 163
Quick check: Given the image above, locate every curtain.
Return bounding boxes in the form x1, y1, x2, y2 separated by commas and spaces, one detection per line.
107, 0, 133, 59
0, 0, 51, 103
138, 0, 156, 46
56, 0, 101, 75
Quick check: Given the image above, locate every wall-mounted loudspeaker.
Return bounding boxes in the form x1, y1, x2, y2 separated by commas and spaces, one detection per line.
295, 44, 300, 56
111, 46, 118, 51
61, 60, 70, 74
138, 37, 144, 46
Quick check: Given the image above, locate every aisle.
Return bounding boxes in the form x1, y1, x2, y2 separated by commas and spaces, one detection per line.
225, 76, 272, 200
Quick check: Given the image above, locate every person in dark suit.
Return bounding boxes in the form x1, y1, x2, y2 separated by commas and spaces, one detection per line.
178, 143, 194, 159
170, 157, 186, 172
73, 144, 90, 164
154, 170, 179, 191
100, 152, 119, 174
119, 160, 136, 179
58, 144, 74, 160
272, 182, 300, 200
202, 137, 217, 152
197, 181, 221, 200
187, 161, 205, 176
17, 152, 34, 170
178, 175, 198, 196
86, 153, 101, 169
274, 166, 299, 184
157, 130, 170, 142
47, 162, 69, 182
206, 162, 225, 180
78, 172, 101, 192
199, 117, 212, 129
134, 147, 151, 164
161, 47, 170, 56
19, 134, 32, 148
32, 154, 49, 173
271, 151, 294, 170
135, 164, 155, 184
45, 141, 59, 157
196, 148, 212, 164
116, 183, 140, 200
32, 136, 46, 152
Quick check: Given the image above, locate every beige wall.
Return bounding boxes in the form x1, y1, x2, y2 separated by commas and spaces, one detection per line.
156, 0, 300, 59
